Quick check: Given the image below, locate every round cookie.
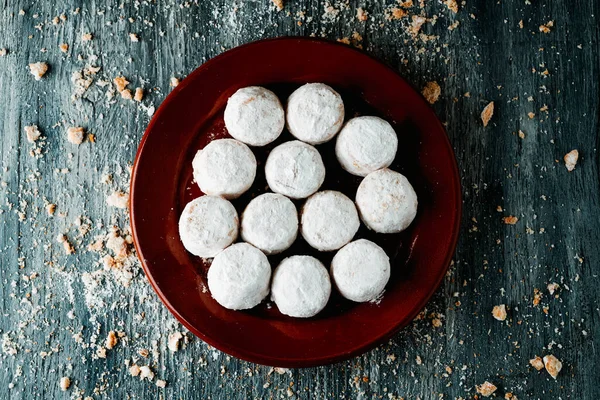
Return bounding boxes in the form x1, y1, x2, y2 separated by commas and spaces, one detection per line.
271, 256, 331, 318
192, 138, 257, 199
355, 168, 418, 233
331, 239, 391, 302
241, 193, 298, 254
207, 243, 271, 310
335, 116, 398, 177
301, 190, 360, 251
286, 83, 345, 144
178, 196, 239, 258
224, 86, 285, 146
265, 141, 325, 199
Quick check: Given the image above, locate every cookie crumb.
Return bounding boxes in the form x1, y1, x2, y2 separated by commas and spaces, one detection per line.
543, 355, 562, 379
170, 77, 180, 87
156, 379, 167, 388
105, 331, 118, 349
476, 381, 497, 397
443, 0, 458, 13
60, 377, 70, 391
492, 304, 507, 321
56, 234, 75, 254
82, 33, 93, 41
356, 7, 368, 21
120, 88, 133, 100
481, 101, 494, 127
106, 191, 129, 209
96, 346, 107, 358
547, 282, 559, 295
24, 125, 42, 143
139, 366, 155, 381
129, 33, 139, 42
29, 62, 48, 80
539, 20, 554, 33
271, 0, 284, 11
503, 216, 518, 225
66, 126, 85, 145
533, 288, 542, 306
0, 48, 7, 56
168, 331, 183, 352
129, 365, 141, 377
134, 87, 144, 102
114, 76, 129, 92
422, 81, 441, 104
59, 43, 69, 53
46, 203, 56, 216
564, 149, 578, 171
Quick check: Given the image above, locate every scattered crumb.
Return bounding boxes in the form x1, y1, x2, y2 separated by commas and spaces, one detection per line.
481, 101, 494, 127
46, 203, 56, 216
518, 20, 524, 29
139, 366, 155, 381
271, 0, 284, 11
170, 77, 180, 87
387, 7, 408, 20
533, 288, 542, 306
443, 0, 458, 13
564, 149, 578, 172
156, 379, 167, 388
518, 130, 525, 139
114, 76, 129, 92
120, 89, 133, 100
88, 133, 96, 143
106, 191, 129, 209
66, 126, 85, 145
24, 125, 41, 143
492, 304, 507, 321
547, 282, 559, 295
29, 62, 48, 80
56, 234, 75, 255
422, 81, 441, 104
539, 21, 554, 33
96, 346, 107, 358
432, 318, 442, 328
59, 377, 70, 391
356, 7, 368, 21
129, 33, 139, 42
129, 365, 141, 377
529, 356, 544, 370
0, 48, 7, 56
476, 381, 497, 397
543, 355, 562, 379
82, 33, 93, 41
134, 87, 144, 102
168, 331, 183, 352
408, 15, 426, 35
138, 348, 149, 358
528, 112, 535, 119
105, 331, 118, 349
59, 43, 69, 53
503, 216, 518, 225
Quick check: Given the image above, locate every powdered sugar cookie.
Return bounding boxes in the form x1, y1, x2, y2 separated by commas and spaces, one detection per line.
271, 256, 331, 318
224, 86, 285, 146
335, 116, 398, 176
241, 193, 298, 254
331, 239, 390, 302
207, 243, 271, 310
301, 190, 360, 251
178, 196, 239, 258
192, 138, 256, 199
355, 168, 418, 233
265, 140, 325, 199
286, 83, 344, 144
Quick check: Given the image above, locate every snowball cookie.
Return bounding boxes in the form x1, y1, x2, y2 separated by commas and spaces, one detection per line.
224, 86, 285, 146
271, 256, 331, 318
331, 239, 391, 302
301, 191, 360, 251
265, 141, 326, 199
192, 138, 256, 199
286, 83, 345, 145
356, 168, 418, 233
178, 196, 239, 258
335, 116, 399, 177
241, 193, 298, 254
207, 243, 271, 310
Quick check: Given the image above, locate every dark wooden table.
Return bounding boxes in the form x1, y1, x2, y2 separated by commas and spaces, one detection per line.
0, 1, 598, 399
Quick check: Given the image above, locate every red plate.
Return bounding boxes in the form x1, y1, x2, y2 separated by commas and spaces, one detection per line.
130, 37, 461, 367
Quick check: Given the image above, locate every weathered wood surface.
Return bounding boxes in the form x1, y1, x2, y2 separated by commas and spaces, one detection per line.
0, 0, 598, 399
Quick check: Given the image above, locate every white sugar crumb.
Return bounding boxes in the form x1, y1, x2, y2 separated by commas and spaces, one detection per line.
0, 48, 7, 56
543, 355, 562, 379
24, 125, 42, 143
156, 379, 167, 388
481, 101, 494, 127
28, 62, 48, 80
105, 331, 118, 349
59, 377, 70, 391
529, 356, 544, 370
168, 331, 183, 352
170, 77, 180, 87
564, 149, 578, 171
139, 366, 155, 381
106, 191, 129, 208
476, 381, 497, 397
56, 234, 75, 254
129, 33, 139, 42
492, 304, 507, 321
66, 126, 85, 145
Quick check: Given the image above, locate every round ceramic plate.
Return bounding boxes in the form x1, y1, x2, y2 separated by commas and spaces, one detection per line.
130, 37, 461, 367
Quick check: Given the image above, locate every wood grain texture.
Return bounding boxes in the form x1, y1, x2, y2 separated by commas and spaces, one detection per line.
0, 0, 598, 399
